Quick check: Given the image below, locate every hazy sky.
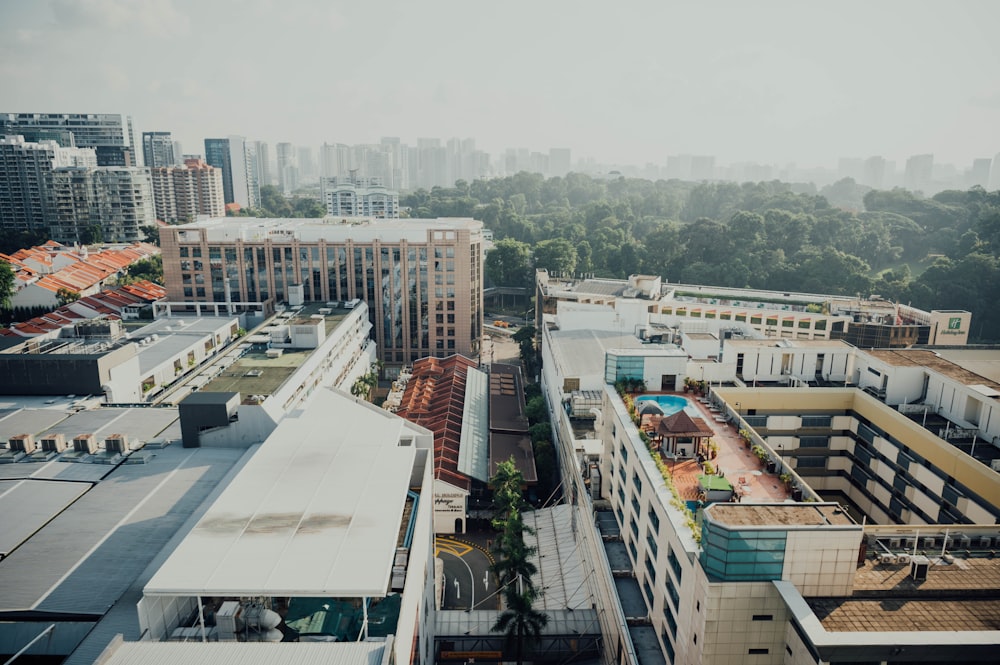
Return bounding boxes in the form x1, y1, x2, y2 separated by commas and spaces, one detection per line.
2, 0, 998, 167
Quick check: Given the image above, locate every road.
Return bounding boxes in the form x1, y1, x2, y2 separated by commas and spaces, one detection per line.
436, 535, 497, 611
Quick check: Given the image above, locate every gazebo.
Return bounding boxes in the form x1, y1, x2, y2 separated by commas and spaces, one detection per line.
656, 410, 713, 458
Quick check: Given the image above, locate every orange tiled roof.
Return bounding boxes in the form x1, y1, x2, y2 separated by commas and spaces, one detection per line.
396, 355, 478, 491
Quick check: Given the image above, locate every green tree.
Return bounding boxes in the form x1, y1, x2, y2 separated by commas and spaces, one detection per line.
0, 260, 14, 310
56, 287, 80, 305
485, 238, 533, 287
533, 238, 577, 276
492, 589, 548, 665
127, 255, 164, 284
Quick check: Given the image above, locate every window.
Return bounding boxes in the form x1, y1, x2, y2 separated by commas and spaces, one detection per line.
647, 528, 658, 557
648, 507, 660, 533
628, 538, 638, 561
665, 576, 679, 609
748, 648, 769, 655
667, 548, 682, 583
629, 515, 639, 539
752, 614, 773, 621
644, 554, 656, 583
619, 443, 628, 463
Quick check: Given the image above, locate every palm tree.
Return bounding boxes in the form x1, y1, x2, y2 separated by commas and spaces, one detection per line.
492, 589, 548, 665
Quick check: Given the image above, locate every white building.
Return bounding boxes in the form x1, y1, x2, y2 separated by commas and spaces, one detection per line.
321, 176, 399, 218
45, 167, 156, 243
537, 291, 1000, 665
135, 385, 437, 665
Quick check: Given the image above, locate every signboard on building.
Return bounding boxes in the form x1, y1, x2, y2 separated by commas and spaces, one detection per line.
435, 493, 466, 513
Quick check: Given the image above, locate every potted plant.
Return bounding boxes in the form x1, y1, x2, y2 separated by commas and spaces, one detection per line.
779, 472, 792, 488
707, 439, 719, 459
702, 460, 715, 475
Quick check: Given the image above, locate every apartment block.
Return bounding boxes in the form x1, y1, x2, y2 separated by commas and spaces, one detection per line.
150, 159, 225, 223
321, 175, 399, 218
45, 167, 155, 243
0, 112, 135, 166
0, 135, 96, 232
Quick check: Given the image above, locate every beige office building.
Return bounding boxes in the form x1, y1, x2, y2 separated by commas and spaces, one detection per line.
160, 216, 484, 367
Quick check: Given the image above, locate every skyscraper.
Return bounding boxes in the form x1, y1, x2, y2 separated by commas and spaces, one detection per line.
969, 158, 991, 188
0, 113, 135, 166
253, 140, 271, 188
276, 142, 297, 194
204, 136, 259, 208
862, 156, 886, 189
0, 135, 96, 233
549, 148, 572, 177
903, 154, 934, 193
142, 131, 175, 168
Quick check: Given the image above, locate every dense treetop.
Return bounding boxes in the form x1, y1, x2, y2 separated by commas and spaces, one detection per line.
404, 175, 1000, 342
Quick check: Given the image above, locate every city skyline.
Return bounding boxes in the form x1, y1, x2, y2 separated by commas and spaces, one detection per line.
2, 1, 999, 169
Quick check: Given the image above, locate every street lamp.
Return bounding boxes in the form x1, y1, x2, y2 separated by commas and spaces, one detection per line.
734, 402, 741, 422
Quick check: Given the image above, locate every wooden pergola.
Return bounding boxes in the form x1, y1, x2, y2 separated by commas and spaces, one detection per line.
655, 410, 713, 457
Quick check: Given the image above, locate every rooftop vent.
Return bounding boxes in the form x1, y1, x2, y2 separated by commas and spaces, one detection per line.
104, 433, 128, 453
39, 432, 67, 453
73, 433, 98, 454
8, 434, 36, 453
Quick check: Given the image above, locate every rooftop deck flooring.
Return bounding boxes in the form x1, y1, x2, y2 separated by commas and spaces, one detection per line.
640, 392, 792, 503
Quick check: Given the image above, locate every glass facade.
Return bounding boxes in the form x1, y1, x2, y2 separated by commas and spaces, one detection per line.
605, 352, 645, 384
700, 521, 787, 581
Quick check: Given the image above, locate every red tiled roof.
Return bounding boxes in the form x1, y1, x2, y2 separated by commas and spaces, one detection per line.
396, 355, 478, 491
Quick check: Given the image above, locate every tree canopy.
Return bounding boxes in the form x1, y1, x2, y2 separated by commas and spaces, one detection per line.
404, 175, 1000, 341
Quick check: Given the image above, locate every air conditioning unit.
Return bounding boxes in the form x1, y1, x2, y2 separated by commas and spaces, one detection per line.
887, 537, 902, 549
215, 601, 241, 642
73, 433, 98, 454
104, 434, 128, 453
8, 434, 36, 453
920, 536, 936, 549
977, 536, 993, 549
879, 553, 897, 565
896, 553, 911, 565
954, 534, 972, 549
39, 433, 67, 452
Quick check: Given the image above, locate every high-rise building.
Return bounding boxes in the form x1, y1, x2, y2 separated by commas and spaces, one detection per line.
0, 135, 96, 233
141, 131, 175, 168
297, 146, 315, 183
549, 148, 572, 177
321, 175, 399, 218
150, 159, 226, 223
204, 136, 259, 208
253, 140, 271, 188
0, 112, 135, 166
903, 153, 934, 193
969, 158, 992, 188
321, 143, 351, 179
991, 153, 1000, 191
862, 156, 886, 189
160, 216, 484, 365
45, 167, 155, 243
276, 142, 297, 194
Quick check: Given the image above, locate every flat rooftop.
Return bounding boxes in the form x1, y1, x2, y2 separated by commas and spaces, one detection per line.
144, 387, 425, 598
0, 444, 247, 615
852, 555, 1000, 595
200, 348, 311, 396
546, 328, 651, 381
707, 503, 855, 527
866, 349, 1000, 393
199, 304, 350, 397
170, 216, 482, 243
134, 316, 238, 375
808, 597, 1000, 632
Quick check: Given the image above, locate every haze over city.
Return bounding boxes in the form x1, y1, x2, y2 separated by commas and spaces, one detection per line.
2, 0, 998, 168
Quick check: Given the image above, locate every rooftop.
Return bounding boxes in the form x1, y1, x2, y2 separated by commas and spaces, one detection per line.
706, 503, 856, 527
867, 348, 1000, 395
808, 597, 1000, 632
144, 387, 428, 598
169, 216, 482, 244
200, 348, 312, 396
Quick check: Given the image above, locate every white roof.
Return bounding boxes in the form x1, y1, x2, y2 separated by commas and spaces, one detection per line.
145, 388, 423, 598
97, 641, 388, 665
170, 216, 482, 244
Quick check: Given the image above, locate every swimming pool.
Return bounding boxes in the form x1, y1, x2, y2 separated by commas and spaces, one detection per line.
634, 394, 693, 417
